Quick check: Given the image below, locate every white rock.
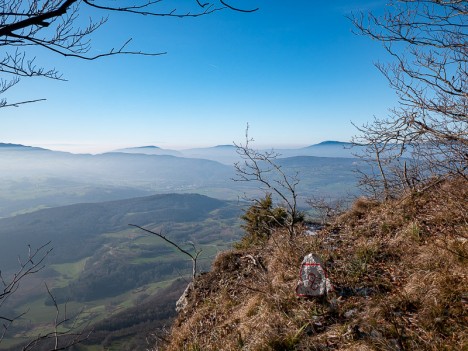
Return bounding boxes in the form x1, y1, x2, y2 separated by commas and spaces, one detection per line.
176, 282, 193, 313
296, 253, 333, 297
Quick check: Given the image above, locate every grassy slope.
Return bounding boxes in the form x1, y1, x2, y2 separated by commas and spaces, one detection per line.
165, 177, 467, 350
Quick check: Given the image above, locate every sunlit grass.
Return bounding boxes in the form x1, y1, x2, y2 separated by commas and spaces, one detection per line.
50, 257, 90, 288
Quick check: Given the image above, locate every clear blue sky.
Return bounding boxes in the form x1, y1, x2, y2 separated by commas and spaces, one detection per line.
2, 0, 396, 153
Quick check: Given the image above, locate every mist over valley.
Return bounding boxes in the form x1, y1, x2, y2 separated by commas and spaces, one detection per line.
0, 141, 367, 349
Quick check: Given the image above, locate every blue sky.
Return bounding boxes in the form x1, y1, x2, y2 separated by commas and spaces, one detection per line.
1, 0, 396, 153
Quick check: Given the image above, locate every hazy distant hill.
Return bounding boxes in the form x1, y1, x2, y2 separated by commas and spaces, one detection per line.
0, 193, 241, 271
306, 140, 351, 147
115, 141, 361, 165
0, 146, 232, 183
275, 140, 359, 159
0, 142, 367, 218
180, 145, 239, 164
114, 145, 182, 157
276, 155, 362, 197
0, 146, 237, 217
115, 144, 239, 164
178, 141, 360, 164
0, 142, 46, 151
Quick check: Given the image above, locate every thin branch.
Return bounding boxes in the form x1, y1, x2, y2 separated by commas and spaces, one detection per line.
0, 0, 258, 108
129, 224, 202, 279
219, 0, 258, 13
0, 98, 46, 107
233, 125, 302, 237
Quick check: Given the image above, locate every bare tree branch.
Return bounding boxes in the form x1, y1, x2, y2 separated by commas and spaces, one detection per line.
0, 0, 259, 108
21, 285, 91, 351
350, 0, 467, 198
233, 125, 302, 237
219, 0, 258, 13
129, 224, 202, 279
306, 196, 346, 225
0, 243, 52, 345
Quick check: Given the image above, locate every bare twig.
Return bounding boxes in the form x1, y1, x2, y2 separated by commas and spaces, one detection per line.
0, 0, 260, 108
20, 283, 90, 350
129, 224, 202, 279
233, 125, 302, 237
350, 0, 467, 199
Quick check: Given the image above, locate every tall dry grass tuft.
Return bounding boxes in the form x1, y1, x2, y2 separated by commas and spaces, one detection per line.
327, 176, 467, 350
164, 176, 467, 350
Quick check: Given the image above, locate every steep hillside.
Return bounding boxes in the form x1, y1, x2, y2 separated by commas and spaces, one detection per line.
164, 177, 467, 350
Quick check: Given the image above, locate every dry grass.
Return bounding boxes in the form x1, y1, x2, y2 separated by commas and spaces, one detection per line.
164, 177, 467, 350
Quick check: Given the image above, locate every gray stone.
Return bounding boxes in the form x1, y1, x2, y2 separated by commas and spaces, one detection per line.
344, 308, 358, 319
296, 253, 333, 297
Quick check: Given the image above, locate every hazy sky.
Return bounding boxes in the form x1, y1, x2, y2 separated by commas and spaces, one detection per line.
1, 0, 396, 153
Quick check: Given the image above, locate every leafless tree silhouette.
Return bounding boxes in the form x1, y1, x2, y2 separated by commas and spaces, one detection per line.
233, 125, 302, 237
306, 195, 346, 225
1, 243, 90, 350
20, 283, 90, 351
0, 0, 258, 107
0, 242, 52, 341
351, 0, 467, 198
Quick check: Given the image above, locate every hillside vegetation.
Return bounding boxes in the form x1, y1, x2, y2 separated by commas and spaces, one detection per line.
0, 194, 242, 349
164, 177, 467, 350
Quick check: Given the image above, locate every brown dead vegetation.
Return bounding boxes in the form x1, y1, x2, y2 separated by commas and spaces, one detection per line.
164, 177, 467, 351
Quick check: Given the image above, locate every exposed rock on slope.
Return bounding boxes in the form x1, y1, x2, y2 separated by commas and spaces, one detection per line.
164, 177, 467, 351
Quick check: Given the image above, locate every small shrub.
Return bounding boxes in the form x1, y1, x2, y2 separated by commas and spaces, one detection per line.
234, 194, 287, 249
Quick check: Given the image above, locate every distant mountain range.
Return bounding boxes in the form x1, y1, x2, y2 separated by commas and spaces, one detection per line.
0, 141, 368, 218
114, 140, 358, 164
1, 140, 357, 160
114, 145, 183, 157
0, 145, 236, 217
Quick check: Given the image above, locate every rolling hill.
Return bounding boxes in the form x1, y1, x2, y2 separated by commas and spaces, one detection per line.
0, 193, 243, 349
114, 141, 361, 165
0, 143, 367, 218
0, 193, 241, 271
0, 146, 236, 217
